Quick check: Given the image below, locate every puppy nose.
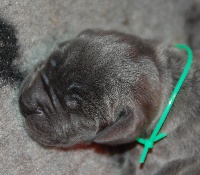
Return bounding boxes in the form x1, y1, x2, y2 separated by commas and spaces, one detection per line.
19, 73, 46, 118
19, 93, 43, 118
19, 95, 31, 117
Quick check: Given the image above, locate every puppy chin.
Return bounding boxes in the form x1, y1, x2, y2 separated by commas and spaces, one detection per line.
24, 121, 94, 148
23, 121, 54, 146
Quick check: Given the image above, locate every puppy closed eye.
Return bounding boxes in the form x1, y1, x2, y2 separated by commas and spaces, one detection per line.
66, 99, 79, 109
64, 94, 82, 110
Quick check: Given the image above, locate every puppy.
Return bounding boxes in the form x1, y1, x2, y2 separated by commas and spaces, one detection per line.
19, 29, 200, 175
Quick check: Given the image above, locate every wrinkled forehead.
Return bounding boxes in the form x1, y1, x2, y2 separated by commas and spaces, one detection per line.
62, 39, 132, 71
42, 32, 158, 94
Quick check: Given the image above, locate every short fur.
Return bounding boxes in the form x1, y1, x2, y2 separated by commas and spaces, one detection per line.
19, 29, 200, 175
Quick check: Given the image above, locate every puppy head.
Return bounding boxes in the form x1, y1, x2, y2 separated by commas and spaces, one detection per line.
19, 29, 163, 147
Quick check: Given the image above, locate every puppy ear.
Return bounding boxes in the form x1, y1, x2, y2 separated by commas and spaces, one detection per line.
94, 106, 146, 145
94, 69, 162, 145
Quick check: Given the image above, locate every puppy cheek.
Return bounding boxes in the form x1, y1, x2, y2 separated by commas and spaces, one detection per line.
132, 75, 162, 121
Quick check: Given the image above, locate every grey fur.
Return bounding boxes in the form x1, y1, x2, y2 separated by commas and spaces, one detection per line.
19, 30, 200, 175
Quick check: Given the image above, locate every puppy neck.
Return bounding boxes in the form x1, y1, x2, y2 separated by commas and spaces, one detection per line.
143, 43, 192, 137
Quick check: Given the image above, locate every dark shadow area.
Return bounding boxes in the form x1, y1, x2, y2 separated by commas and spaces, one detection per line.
39, 141, 136, 156
0, 18, 22, 86
37, 139, 137, 166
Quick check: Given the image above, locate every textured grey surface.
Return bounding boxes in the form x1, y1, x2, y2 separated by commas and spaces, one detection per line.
0, 0, 200, 174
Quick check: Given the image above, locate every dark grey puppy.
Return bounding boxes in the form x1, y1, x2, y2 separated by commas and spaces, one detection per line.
19, 30, 200, 175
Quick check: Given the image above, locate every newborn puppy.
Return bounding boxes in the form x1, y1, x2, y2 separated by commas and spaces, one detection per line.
19, 29, 200, 175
